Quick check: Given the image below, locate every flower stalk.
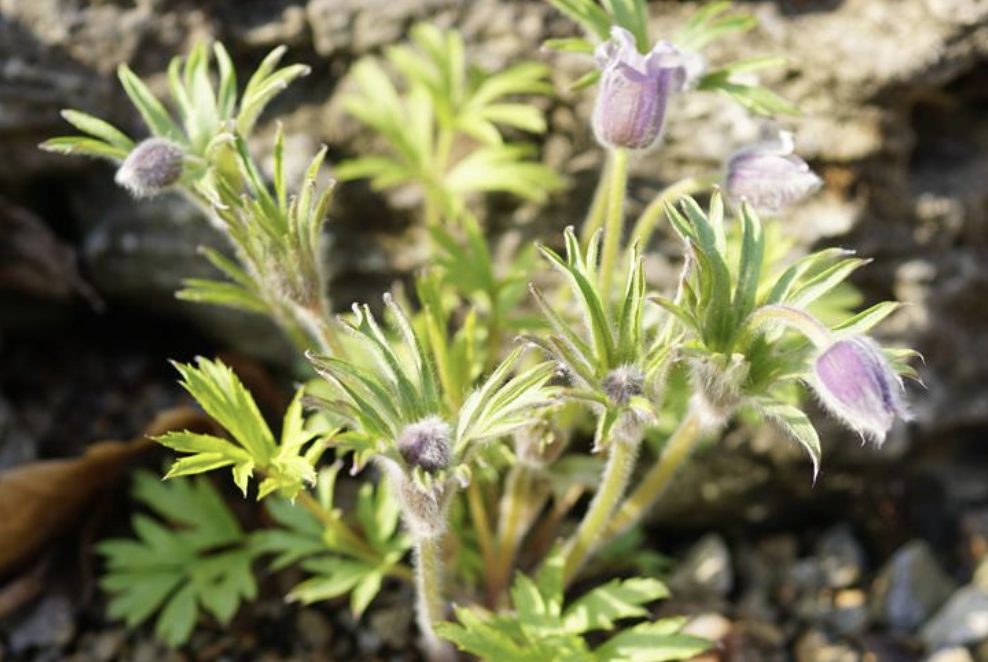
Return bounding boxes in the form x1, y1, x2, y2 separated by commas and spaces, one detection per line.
491, 463, 544, 602
601, 402, 711, 542
562, 433, 641, 583
599, 147, 629, 305
414, 535, 455, 662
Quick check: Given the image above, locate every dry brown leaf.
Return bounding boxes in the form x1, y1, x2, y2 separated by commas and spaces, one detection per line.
0, 406, 211, 576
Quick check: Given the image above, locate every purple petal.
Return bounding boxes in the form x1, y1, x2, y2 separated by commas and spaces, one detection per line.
725, 133, 822, 212
592, 33, 688, 151
813, 336, 908, 444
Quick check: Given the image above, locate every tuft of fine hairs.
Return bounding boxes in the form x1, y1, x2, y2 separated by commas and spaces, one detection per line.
115, 138, 185, 198
397, 416, 452, 473
688, 354, 749, 422
381, 462, 451, 539
602, 365, 646, 407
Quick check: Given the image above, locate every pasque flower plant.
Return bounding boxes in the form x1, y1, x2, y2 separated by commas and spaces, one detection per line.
44, 1, 919, 661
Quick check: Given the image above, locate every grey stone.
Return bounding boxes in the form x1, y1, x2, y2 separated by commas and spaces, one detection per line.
829, 589, 872, 637
295, 608, 333, 651
306, 0, 459, 56
80, 192, 296, 363
921, 585, 988, 650
924, 648, 976, 662
817, 525, 867, 589
670, 533, 734, 599
368, 602, 414, 650
6, 591, 75, 653
794, 629, 862, 662
871, 541, 957, 632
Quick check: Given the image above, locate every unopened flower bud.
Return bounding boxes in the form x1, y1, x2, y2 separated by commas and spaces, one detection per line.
397, 416, 451, 473
602, 365, 645, 407
115, 138, 184, 198
725, 131, 822, 213
592, 27, 688, 151
812, 336, 909, 445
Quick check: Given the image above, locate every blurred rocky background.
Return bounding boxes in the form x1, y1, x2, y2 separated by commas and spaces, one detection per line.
1, 0, 987, 660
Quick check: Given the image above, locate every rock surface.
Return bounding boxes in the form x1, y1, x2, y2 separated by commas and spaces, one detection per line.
870, 540, 957, 632
921, 584, 988, 650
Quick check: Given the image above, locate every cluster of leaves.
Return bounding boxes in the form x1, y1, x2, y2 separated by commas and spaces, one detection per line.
99, 473, 259, 647
101, 463, 411, 647
42, 43, 309, 185
308, 294, 556, 478
336, 22, 564, 222
652, 193, 911, 474
544, 0, 798, 115
156, 357, 327, 500
252, 463, 412, 617
427, 216, 541, 372
179, 129, 335, 348
528, 229, 664, 445
436, 551, 709, 662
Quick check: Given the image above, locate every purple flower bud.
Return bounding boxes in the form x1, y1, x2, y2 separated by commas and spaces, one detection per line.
115, 138, 184, 198
812, 336, 909, 445
725, 132, 822, 213
592, 27, 689, 151
397, 416, 451, 473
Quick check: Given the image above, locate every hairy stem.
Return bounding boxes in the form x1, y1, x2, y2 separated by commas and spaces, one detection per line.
562, 433, 640, 584
414, 535, 455, 662
599, 148, 629, 306
601, 404, 710, 542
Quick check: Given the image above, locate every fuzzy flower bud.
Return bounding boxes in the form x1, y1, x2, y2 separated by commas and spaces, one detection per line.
397, 416, 451, 473
600, 365, 654, 447
812, 336, 909, 445
592, 27, 689, 151
725, 131, 822, 213
115, 138, 185, 198
602, 365, 645, 407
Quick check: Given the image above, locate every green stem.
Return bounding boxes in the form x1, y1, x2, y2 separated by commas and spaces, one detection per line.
491, 464, 537, 602
580, 154, 612, 244
524, 483, 583, 565
629, 171, 722, 250
414, 535, 455, 662
601, 405, 708, 542
465, 481, 498, 606
599, 148, 629, 308
295, 490, 380, 562
562, 433, 640, 584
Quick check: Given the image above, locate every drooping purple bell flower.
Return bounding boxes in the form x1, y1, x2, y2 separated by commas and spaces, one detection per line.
812, 336, 909, 445
725, 131, 822, 213
592, 27, 690, 151
115, 138, 185, 198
